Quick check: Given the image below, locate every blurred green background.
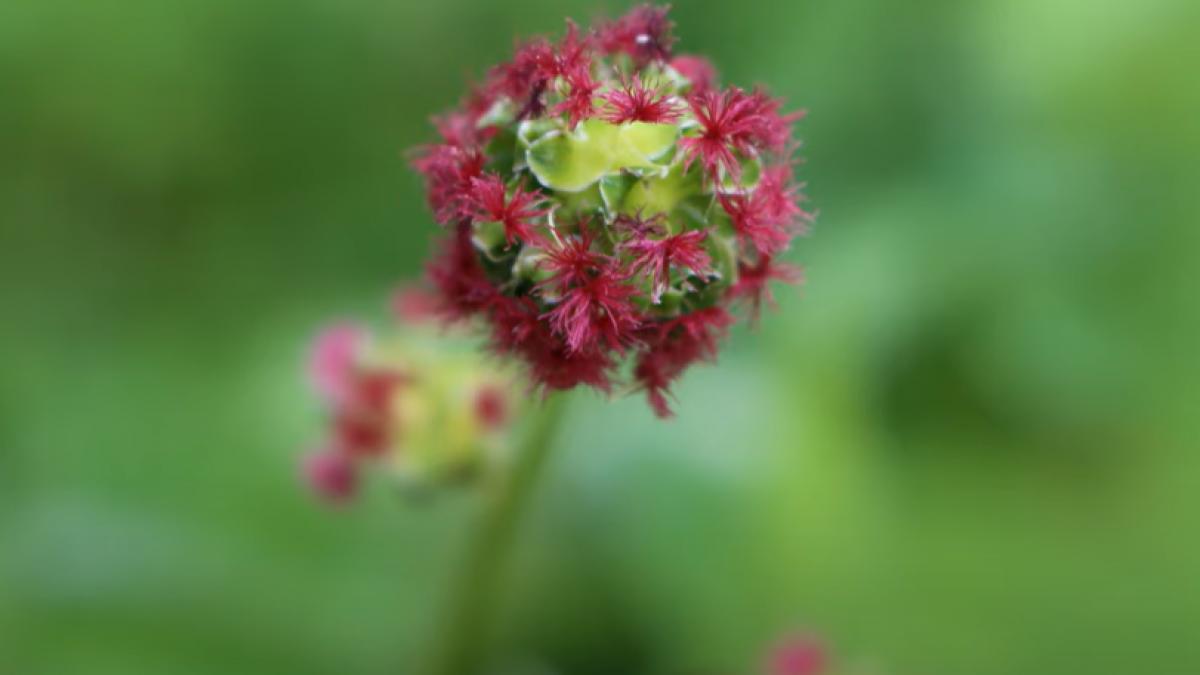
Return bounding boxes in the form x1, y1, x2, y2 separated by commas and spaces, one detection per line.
2, 0, 1198, 673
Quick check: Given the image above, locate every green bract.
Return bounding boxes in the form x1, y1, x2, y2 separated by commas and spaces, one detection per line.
525, 119, 678, 192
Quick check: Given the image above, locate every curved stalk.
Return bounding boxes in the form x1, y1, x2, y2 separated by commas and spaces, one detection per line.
428, 392, 570, 675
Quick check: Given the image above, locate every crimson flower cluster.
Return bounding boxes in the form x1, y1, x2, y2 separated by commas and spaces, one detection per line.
303, 318, 517, 502
413, 4, 811, 417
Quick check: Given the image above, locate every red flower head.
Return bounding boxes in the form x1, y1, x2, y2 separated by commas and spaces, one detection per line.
412, 5, 811, 416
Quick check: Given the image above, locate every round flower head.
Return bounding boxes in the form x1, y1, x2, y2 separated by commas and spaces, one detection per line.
301, 303, 523, 502
413, 4, 811, 417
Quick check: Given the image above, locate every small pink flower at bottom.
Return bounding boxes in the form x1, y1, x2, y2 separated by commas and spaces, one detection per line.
302, 448, 358, 503
767, 633, 827, 675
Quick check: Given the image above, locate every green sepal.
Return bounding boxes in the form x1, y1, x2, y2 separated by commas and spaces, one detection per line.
716, 151, 763, 194
471, 220, 510, 260
622, 162, 705, 228
484, 127, 519, 175
512, 244, 553, 285
556, 183, 604, 222
704, 229, 739, 288
526, 120, 679, 193
600, 173, 637, 216
517, 118, 558, 147
476, 99, 515, 129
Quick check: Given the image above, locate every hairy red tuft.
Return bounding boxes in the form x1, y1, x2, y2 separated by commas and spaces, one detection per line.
718, 192, 792, 256
488, 39, 557, 119
544, 274, 641, 354
612, 211, 669, 238
554, 65, 601, 129
729, 255, 803, 323
756, 163, 812, 231
488, 294, 616, 392
536, 225, 612, 290
597, 4, 677, 67
555, 20, 593, 78
634, 307, 733, 417
412, 144, 486, 225
537, 225, 641, 353
601, 74, 685, 124
625, 229, 711, 302
682, 87, 798, 182
427, 223, 499, 321
466, 174, 550, 246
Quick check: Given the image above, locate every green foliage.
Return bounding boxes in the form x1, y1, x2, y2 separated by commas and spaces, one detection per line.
1, 0, 1198, 674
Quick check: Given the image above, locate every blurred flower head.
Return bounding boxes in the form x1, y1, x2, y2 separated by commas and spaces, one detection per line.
301, 298, 522, 502
412, 4, 811, 417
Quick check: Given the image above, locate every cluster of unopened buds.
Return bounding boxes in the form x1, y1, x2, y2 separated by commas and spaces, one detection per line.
414, 4, 811, 417
301, 293, 521, 502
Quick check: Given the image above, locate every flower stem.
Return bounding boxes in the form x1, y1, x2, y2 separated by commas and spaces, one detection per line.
428, 391, 570, 675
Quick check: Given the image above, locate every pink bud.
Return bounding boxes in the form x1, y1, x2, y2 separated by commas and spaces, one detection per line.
309, 324, 364, 406
768, 633, 827, 675
302, 449, 357, 503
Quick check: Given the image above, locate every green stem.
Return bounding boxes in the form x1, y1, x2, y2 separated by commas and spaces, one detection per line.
428, 392, 570, 675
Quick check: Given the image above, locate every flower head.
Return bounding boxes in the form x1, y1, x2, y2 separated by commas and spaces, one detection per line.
301, 311, 522, 502
412, 5, 810, 416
